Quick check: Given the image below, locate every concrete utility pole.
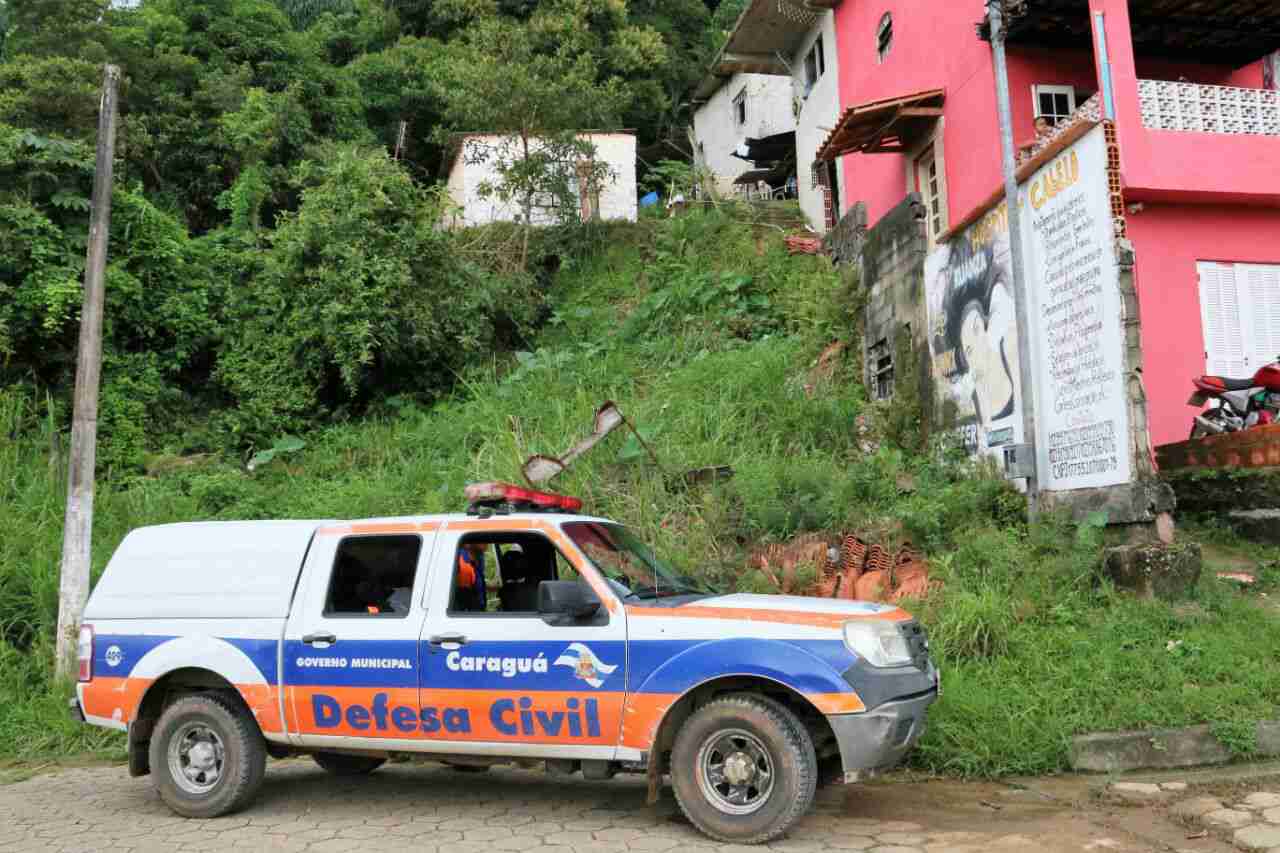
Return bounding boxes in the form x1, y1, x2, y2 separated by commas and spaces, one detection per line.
55, 64, 121, 677
985, 1, 1040, 517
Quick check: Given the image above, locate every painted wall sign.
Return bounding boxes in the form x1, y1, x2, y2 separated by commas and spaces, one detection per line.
924, 199, 1024, 456
1023, 126, 1130, 490
924, 125, 1131, 491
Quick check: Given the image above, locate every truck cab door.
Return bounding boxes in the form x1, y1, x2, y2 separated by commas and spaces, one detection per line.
283, 524, 437, 747
417, 522, 627, 759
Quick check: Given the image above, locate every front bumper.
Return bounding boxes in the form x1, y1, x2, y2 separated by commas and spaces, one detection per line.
826, 689, 937, 782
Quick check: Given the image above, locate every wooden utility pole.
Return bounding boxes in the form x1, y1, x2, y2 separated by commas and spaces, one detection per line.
55, 65, 120, 677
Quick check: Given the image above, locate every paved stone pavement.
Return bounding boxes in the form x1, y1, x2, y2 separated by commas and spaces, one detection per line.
0, 761, 1243, 853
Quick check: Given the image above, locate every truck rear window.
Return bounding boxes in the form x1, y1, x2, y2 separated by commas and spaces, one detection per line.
324, 535, 422, 617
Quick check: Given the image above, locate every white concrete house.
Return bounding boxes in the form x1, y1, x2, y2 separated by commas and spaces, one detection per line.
690, 0, 845, 233
444, 131, 637, 228
691, 73, 795, 197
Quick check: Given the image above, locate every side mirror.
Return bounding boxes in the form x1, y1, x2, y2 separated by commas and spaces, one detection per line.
538, 580, 600, 621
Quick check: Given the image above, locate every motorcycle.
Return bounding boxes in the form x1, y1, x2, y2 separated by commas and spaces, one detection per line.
1188, 356, 1280, 439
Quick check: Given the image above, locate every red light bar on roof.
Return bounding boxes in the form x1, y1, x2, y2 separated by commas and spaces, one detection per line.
464, 482, 583, 513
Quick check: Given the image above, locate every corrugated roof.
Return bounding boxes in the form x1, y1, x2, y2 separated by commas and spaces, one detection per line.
814, 90, 946, 162
982, 0, 1280, 65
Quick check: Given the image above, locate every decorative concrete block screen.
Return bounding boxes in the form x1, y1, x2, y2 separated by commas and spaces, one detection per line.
1139, 80, 1280, 136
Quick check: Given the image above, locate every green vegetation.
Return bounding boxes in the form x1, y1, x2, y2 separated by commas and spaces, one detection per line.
0, 0, 1275, 781
0, 0, 727, 459
4, 207, 1280, 776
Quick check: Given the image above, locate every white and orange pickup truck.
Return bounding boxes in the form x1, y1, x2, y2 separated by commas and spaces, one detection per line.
72, 483, 938, 844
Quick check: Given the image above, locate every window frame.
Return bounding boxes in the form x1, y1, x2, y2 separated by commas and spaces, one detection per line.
1032, 84, 1077, 125
904, 119, 949, 247
321, 534, 424, 620
802, 35, 824, 95
915, 145, 944, 243
733, 87, 747, 126
445, 532, 585, 619
876, 12, 893, 64
869, 337, 894, 400
1197, 260, 1280, 376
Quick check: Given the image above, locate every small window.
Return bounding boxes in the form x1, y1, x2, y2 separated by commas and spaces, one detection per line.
869, 337, 894, 399
803, 35, 824, 94
733, 88, 747, 126
324, 536, 422, 618
877, 13, 893, 63
449, 534, 576, 616
915, 146, 944, 241
1033, 84, 1076, 125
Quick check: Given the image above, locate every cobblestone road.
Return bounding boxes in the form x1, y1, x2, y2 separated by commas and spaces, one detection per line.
0, 761, 1240, 853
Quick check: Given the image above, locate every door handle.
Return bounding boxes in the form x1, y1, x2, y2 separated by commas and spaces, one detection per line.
428, 633, 467, 648
301, 632, 337, 645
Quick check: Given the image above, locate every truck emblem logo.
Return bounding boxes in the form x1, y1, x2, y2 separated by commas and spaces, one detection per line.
553, 643, 617, 688
105, 645, 123, 668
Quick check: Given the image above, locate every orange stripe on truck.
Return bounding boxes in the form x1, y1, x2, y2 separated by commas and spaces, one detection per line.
83, 677, 286, 735
627, 604, 911, 629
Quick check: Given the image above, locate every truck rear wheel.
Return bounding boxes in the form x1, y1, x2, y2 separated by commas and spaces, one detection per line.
670, 694, 817, 844
313, 752, 386, 775
149, 693, 266, 819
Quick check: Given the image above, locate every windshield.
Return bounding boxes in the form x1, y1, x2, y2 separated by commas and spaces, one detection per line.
562, 522, 709, 601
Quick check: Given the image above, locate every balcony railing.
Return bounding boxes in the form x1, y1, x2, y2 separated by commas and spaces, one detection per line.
1139, 80, 1280, 136
1018, 93, 1102, 165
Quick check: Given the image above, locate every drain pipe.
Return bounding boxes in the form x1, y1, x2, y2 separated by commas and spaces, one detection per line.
985, 0, 1040, 517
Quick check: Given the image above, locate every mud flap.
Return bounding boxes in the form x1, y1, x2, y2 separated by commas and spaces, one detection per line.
645, 752, 663, 805
127, 719, 153, 777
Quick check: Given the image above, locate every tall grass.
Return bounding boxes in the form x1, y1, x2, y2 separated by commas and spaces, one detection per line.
2, 208, 1277, 773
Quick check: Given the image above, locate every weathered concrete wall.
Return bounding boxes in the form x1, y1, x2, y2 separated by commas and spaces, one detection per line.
825, 201, 867, 266
859, 194, 930, 412
791, 11, 844, 233
692, 73, 795, 197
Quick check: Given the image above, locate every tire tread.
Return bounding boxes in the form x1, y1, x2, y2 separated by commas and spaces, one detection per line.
149, 692, 266, 818
670, 692, 817, 844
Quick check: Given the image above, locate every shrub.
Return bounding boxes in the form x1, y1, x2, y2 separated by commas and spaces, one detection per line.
214, 145, 543, 443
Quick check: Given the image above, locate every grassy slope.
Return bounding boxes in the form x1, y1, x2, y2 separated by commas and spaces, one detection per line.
2, 208, 1277, 773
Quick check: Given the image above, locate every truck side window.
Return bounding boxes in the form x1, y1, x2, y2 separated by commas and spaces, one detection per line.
323, 535, 422, 618
449, 534, 566, 616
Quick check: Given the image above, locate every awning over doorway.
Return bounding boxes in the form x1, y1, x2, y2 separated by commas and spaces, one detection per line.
814, 89, 945, 161
731, 130, 796, 165
733, 169, 778, 185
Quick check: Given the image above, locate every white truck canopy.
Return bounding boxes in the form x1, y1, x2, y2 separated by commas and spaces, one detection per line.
85, 521, 328, 620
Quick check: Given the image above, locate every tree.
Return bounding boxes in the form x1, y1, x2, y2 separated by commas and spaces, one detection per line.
436, 14, 638, 265
214, 145, 540, 441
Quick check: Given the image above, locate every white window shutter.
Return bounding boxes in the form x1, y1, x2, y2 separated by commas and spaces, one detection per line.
1197, 261, 1247, 377
1240, 263, 1280, 371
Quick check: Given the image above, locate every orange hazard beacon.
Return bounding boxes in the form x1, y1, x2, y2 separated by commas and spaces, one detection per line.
72, 482, 937, 844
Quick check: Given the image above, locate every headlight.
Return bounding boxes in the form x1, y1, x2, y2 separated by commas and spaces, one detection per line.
843, 621, 914, 668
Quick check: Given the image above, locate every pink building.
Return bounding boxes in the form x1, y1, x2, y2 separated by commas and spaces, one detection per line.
817, 0, 1280, 449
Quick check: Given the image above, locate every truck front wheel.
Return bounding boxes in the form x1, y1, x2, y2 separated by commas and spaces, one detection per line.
149, 693, 266, 819
670, 694, 817, 844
